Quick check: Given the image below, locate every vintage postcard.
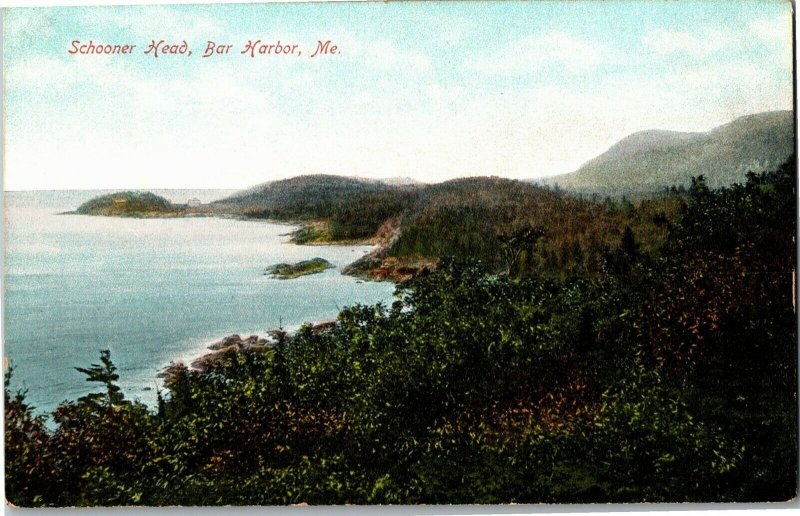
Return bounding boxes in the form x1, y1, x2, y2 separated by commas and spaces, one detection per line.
2, 0, 796, 507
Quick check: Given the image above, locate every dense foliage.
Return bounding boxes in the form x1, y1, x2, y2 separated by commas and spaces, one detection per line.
6, 160, 796, 506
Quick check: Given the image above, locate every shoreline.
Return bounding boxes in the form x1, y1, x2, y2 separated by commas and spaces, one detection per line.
68, 208, 430, 283
158, 321, 338, 379
6, 199, 400, 417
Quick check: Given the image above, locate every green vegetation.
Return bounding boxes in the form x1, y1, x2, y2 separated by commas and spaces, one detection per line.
6, 159, 796, 506
75, 191, 181, 217
542, 110, 793, 195
265, 258, 335, 279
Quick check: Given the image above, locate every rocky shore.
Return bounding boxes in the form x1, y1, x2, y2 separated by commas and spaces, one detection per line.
265, 257, 335, 279
158, 334, 273, 379
158, 322, 338, 379
343, 246, 435, 282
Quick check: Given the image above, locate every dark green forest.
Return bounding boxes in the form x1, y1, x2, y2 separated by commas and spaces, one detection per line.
5, 160, 797, 506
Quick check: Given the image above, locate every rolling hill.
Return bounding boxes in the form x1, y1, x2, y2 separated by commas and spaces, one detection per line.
211, 174, 423, 242
541, 110, 793, 194
213, 174, 392, 213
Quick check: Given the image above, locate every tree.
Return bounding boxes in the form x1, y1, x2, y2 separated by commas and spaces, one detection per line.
48, 351, 158, 506
75, 349, 126, 409
499, 226, 545, 274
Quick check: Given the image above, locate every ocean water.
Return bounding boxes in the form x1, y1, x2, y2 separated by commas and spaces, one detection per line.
3, 190, 396, 415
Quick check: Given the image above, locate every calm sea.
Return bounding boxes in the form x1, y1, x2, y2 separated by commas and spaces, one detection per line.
3, 190, 396, 415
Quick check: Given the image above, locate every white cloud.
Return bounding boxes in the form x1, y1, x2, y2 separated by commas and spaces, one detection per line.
467, 32, 608, 76
643, 28, 734, 58
435, 17, 476, 45
6, 53, 144, 103
5, 52, 793, 190
4, 55, 293, 190
331, 33, 432, 74
362, 40, 432, 72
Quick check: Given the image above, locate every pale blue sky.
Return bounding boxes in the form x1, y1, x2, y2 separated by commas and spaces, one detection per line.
3, 1, 794, 189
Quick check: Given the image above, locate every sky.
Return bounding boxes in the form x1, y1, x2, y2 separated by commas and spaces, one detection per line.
2, 1, 795, 190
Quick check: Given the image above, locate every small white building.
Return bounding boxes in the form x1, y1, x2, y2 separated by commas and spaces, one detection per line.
187, 198, 202, 207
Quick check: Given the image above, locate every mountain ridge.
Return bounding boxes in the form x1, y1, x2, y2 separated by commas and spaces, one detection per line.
540, 110, 793, 194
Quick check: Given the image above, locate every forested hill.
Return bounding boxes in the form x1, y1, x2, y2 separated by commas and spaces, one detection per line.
201, 174, 679, 277
388, 177, 627, 271
215, 175, 390, 210
541, 110, 793, 194
210, 174, 423, 242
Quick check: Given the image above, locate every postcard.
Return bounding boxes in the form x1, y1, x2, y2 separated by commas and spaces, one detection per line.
2, 0, 796, 507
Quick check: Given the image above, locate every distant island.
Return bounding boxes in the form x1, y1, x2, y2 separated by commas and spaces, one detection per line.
74, 191, 183, 217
